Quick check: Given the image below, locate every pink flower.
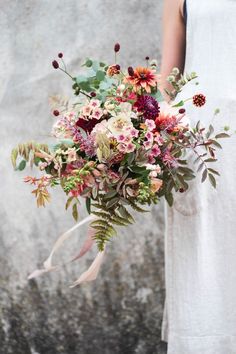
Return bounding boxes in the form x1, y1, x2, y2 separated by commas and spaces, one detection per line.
163, 150, 177, 168
117, 134, 126, 142
82, 105, 92, 116
117, 143, 127, 153
92, 108, 103, 120
144, 140, 153, 150
151, 144, 161, 157
89, 99, 100, 108
129, 128, 139, 138
145, 119, 156, 131
145, 131, 153, 141
126, 143, 136, 153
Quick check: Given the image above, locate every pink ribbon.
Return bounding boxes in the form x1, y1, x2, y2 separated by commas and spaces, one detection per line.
28, 215, 106, 287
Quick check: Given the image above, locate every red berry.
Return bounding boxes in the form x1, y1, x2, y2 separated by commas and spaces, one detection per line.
116, 64, 120, 70
53, 110, 60, 116
179, 108, 186, 114
52, 60, 59, 69
179, 188, 185, 193
90, 92, 96, 97
58, 52, 63, 58
145, 56, 150, 60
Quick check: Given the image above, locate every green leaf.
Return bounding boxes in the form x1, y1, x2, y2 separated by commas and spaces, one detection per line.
201, 169, 208, 183
11, 148, 18, 169
76, 75, 88, 83
165, 192, 174, 207
206, 124, 214, 138
172, 100, 184, 107
65, 196, 74, 210
215, 133, 230, 139
72, 203, 79, 221
86, 197, 91, 214
96, 70, 105, 81
106, 197, 120, 208
204, 158, 217, 163
208, 173, 216, 188
103, 190, 118, 200
82, 58, 93, 67
118, 205, 135, 223
210, 140, 222, 149
208, 168, 220, 176
18, 160, 26, 171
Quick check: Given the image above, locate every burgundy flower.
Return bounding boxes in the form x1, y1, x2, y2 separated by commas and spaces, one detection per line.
134, 95, 160, 120
193, 94, 206, 107
75, 118, 98, 133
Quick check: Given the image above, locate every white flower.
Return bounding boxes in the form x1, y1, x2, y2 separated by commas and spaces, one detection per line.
91, 120, 109, 135
107, 113, 133, 137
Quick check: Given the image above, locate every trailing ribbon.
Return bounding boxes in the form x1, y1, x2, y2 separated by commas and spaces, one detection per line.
28, 215, 106, 286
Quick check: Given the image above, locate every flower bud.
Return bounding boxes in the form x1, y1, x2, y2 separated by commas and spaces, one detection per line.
53, 109, 60, 116
128, 66, 134, 76
52, 60, 59, 69
58, 53, 63, 58
114, 43, 120, 52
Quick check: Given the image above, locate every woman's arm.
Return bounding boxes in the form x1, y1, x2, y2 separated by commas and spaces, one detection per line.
160, 0, 186, 101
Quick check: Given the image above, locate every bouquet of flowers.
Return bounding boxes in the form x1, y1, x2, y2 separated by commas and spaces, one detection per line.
11, 44, 229, 286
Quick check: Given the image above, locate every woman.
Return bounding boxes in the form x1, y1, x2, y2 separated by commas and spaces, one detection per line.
161, 1, 236, 353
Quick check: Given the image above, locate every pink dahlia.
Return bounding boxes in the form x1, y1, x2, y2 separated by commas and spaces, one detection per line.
134, 95, 160, 120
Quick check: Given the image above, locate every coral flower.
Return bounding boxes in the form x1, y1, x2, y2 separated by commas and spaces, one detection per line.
124, 66, 158, 93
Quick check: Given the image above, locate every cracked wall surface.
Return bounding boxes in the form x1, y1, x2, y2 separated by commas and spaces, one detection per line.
0, 1, 167, 353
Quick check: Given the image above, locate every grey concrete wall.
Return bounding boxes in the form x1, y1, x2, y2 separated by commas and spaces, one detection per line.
0, 1, 167, 353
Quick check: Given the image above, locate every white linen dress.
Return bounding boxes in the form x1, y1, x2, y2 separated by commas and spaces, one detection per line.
161, 1, 236, 353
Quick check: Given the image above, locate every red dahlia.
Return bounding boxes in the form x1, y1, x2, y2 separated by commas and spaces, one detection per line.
134, 95, 160, 120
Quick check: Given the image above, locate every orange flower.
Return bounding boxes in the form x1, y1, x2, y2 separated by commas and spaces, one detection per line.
124, 66, 158, 93
150, 178, 163, 193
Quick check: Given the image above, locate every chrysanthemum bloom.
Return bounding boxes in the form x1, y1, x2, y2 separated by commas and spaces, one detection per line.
107, 64, 120, 77
193, 93, 206, 107
124, 66, 158, 93
134, 95, 160, 120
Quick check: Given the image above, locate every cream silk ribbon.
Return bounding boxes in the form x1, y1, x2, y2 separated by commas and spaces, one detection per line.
28, 215, 106, 287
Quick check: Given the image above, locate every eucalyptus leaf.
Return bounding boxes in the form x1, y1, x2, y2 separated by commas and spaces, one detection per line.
18, 160, 26, 171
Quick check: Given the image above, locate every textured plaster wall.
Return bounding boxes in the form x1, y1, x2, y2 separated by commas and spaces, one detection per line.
0, 1, 167, 353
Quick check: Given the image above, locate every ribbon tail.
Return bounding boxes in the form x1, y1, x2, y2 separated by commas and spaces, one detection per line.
43, 214, 95, 270
70, 248, 106, 288
28, 266, 57, 280
71, 227, 96, 262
